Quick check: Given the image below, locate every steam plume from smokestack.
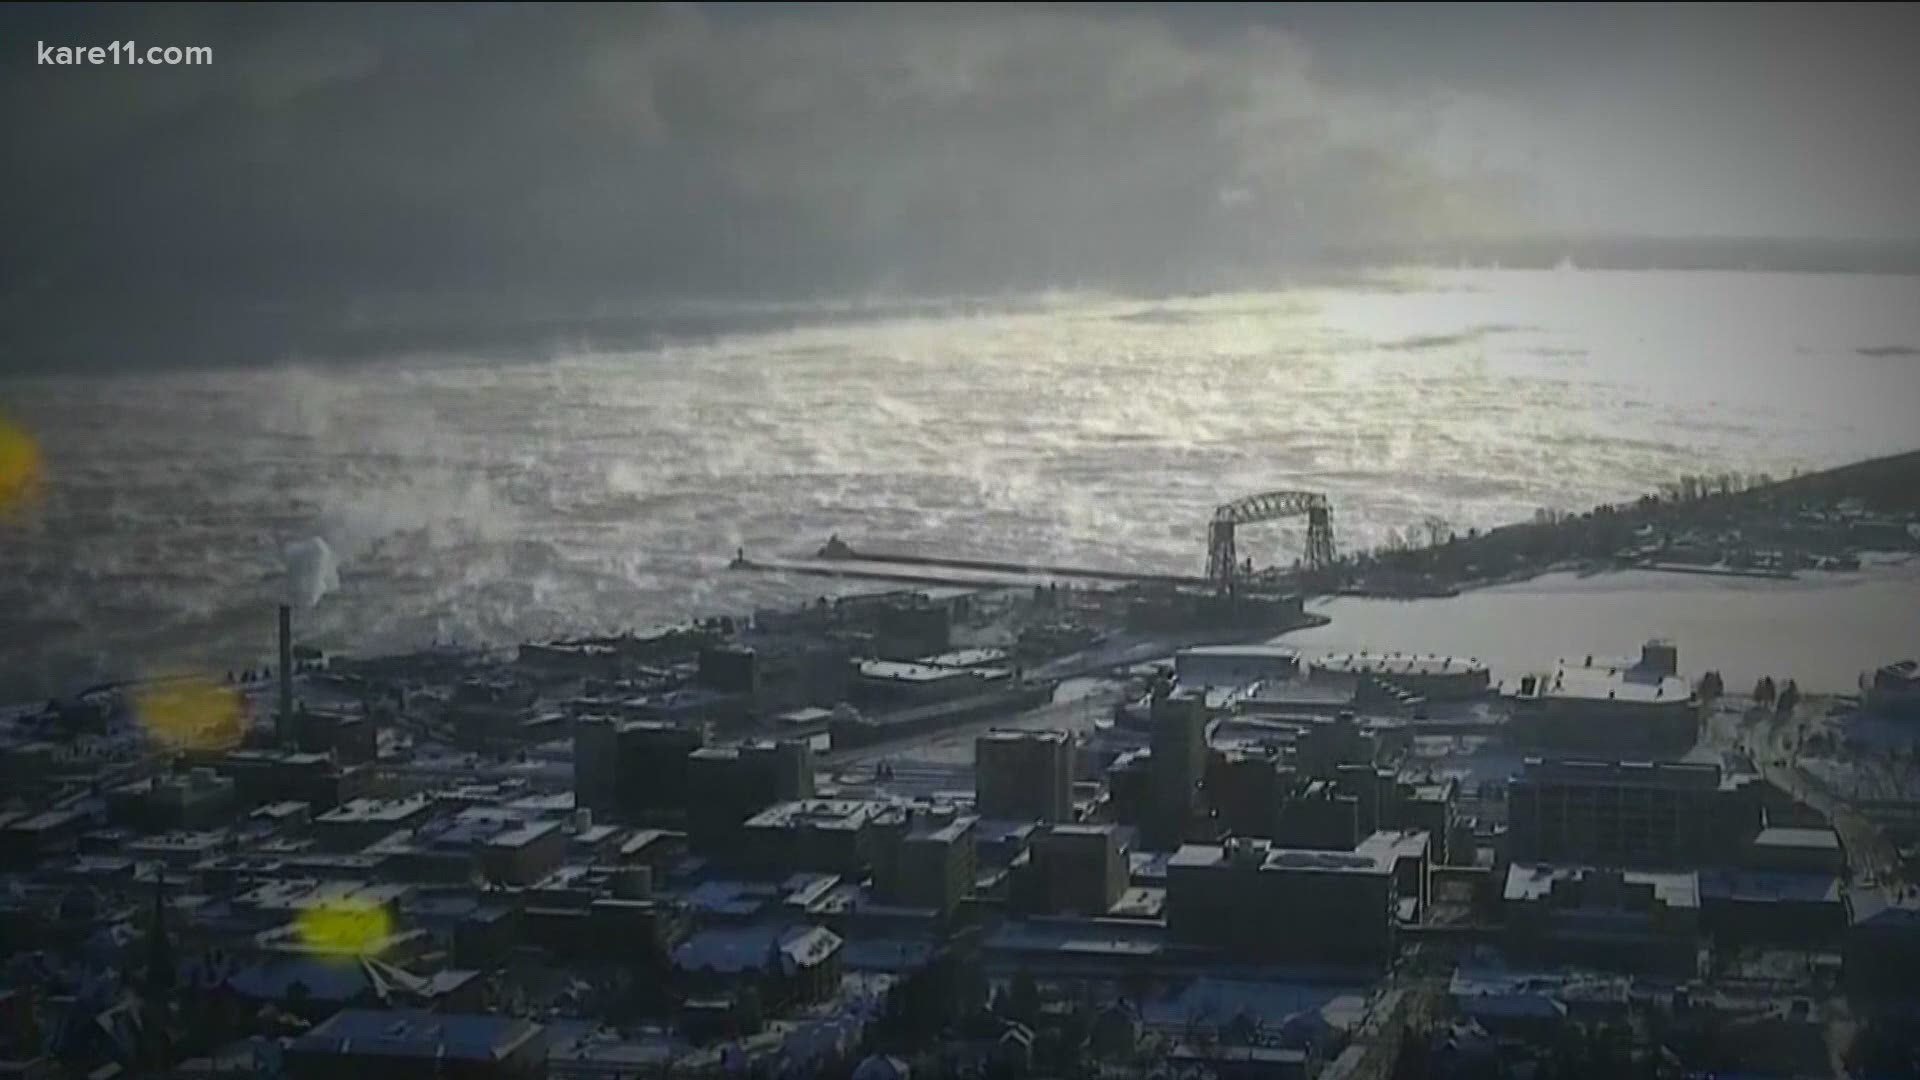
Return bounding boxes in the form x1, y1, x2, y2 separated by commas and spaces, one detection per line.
285, 537, 339, 610
278, 603, 294, 743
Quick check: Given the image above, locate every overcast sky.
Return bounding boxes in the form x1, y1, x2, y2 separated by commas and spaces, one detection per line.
3, 3, 1918, 370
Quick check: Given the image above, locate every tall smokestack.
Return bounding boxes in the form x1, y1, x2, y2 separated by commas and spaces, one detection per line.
278, 604, 294, 744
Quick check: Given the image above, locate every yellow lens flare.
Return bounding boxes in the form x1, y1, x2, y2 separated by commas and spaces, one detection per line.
0, 414, 43, 516
296, 899, 393, 958
132, 675, 246, 752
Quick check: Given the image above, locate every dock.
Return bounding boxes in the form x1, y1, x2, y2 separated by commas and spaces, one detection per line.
728, 555, 1069, 591
731, 539, 1211, 591
1636, 561, 1796, 581
812, 541, 1206, 587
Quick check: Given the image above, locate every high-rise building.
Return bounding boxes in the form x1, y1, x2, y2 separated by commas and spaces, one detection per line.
574, 716, 620, 815
1396, 779, 1457, 866
1026, 823, 1129, 916
1275, 780, 1360, 851
1334, 764, 1399, 837
1293, 711, 1366, 780
878, 811, 977, 916
573, 719, 705, 823
697, 636, 851, 716
1207, 745, 1288, 839
1166, 835, 1395, 968
975, 729, 1073, 823
687, 739, 818, 851
1147, 689, 1210, 849
1103, 748, 1152, 828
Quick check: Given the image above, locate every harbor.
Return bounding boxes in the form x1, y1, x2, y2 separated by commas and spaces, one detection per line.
3, 450, 1919, 1080
9, 5, 1920, 1073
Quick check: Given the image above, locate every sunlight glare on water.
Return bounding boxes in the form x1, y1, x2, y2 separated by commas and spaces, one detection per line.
1, 269, 1917, 697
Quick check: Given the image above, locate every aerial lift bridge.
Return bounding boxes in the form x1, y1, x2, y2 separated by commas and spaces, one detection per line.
1206, 490, 1336, 592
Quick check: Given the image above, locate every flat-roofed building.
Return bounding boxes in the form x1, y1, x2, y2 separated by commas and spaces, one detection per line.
574, 719, 705, 823
1503, 863, 1700, 976
829, 589, 955, 659
314, 796, 435, 852
697, 636, 851, 715
1334, 763, 1400, 837
105, 768, 236, 832
918, 647, 1011, 670
1025, 823, 1130, 916
976, 729, 1073, 824
517, 639, 626, 679
481, 821, 567, 887
1311, 652, 1492, 702
973, 818, 1041, 869
616, 828, 687, 870
1175, 644, 1300, 688
1845, 889, 1920, 997
573, 716, 622, 815
1356, 828, 1431, 921
854, 659, 1009, 706
1148, 689, 1211, 850
1866, 659, 1920, 720
1398, 779, 1458, 866
1507, 756, 1760, 867
774, 706, 836, 751
1276, 780, 1360, 852
686, 739, 817, 852
1103, 747, 1152, 829
742, 798, 890, 877
878, 812, 977, 915
1293, 710, 1367, 780
1207, 744, 1288, 839
1743, 826, 1844, 876
1166, 835, 1395, 968
1700, 868, 1845, 946
198, 748, 354, 810
1511, 641, 1700, 753
126, 829, 231, 869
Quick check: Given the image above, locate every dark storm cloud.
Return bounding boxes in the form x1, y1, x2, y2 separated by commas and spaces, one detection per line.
1, 3, 1527, 370
2, 3, 1916, 372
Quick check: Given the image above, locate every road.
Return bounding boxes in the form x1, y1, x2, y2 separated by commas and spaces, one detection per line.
825, 682, 1126, 772
822, 624, 1298, 773
1028, 621, 1327, 683
1730, 699, 1904, 888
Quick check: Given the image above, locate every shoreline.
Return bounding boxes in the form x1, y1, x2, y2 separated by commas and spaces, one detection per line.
6, 555, 1899, 709
8, 437, 1913, 704
1282, 559, 1920, 696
